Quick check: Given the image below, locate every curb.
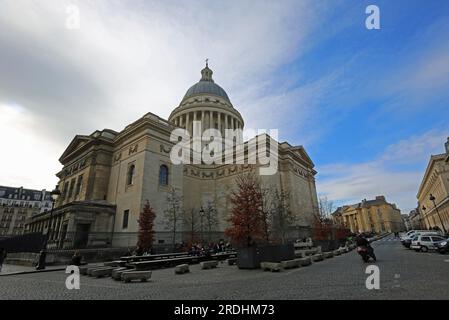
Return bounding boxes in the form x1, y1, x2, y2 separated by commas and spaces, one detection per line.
0, 267, 66, 277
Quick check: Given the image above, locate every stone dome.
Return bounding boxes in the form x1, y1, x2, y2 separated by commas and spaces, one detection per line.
180, 62, 231, 104
168, 62, 244, 134
183, 80, 230, 103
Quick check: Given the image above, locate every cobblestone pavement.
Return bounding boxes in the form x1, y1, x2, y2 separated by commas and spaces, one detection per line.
1, 264, 36, 274
1, 235, 448, 300
0, 264, 66, 276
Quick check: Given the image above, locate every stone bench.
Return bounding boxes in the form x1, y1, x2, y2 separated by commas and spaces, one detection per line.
227, 258, 237, 266
174, 264, 190, 274
112, 267, 130, 281
323, 252, 334, 259
295, 257, 311, 266
103, 260, 126, 267
86, 266, 109, 276
260, 262, 282, 272
200, 261, 218, 270
122, 270, 152, 283
91, 267, 114, 278
306, 248, 318, 255
338, 247, 348, 254
281, 259, 300, 269
294, 241, 313, 249
311, 253, 324, 262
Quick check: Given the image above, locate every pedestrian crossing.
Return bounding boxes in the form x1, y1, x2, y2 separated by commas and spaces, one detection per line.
377, 237, 400, 242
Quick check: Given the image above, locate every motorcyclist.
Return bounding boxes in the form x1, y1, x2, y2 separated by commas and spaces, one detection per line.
355, 233, 376, 261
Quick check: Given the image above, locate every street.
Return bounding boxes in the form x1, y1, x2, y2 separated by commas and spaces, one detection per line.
1, 235, 448, 300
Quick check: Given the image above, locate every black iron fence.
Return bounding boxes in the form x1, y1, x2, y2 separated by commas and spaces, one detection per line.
41, 231, 228, 251
0, 232, 45, 253
18, 225, 350, 252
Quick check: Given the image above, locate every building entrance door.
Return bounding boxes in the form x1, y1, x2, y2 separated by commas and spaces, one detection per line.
74, 223, 90, 249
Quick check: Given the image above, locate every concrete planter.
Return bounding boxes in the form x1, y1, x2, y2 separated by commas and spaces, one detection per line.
237, 244, 294, 269
313, 240, 341, 252
295, 257, 312, 266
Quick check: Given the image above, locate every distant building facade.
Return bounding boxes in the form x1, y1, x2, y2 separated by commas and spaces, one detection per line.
0, 186, 52, 236
416, 138, 449, 232
332, 196, 404, 233
408, 209, 424, 230
402, 214, 412, 231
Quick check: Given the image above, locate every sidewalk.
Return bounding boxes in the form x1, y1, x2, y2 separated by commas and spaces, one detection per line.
0, 264, 66, 276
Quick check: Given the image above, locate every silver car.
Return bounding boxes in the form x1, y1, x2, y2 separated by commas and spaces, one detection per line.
410, 234, 447, 252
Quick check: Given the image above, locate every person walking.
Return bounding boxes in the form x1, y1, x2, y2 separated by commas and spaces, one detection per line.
0, 247, 7, 272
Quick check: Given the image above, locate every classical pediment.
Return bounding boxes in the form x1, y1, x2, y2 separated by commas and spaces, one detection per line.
59, 135, 93, 163
288, 145, 315, 168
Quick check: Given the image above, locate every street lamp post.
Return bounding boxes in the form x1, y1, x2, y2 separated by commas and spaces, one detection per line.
199, 207, 205, 244
429, 194, 447, 234
421, 206, 430, 230
36, 186, 61, 270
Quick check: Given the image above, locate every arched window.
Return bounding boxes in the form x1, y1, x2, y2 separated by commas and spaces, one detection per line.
127, 164, 135, 185
159, 165, 169, 186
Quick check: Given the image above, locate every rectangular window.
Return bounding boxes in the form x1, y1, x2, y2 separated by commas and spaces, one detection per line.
68, 179, 76, 198
62, 182, 69, 200
75, 175, 83, 197
122, 210, 129, 229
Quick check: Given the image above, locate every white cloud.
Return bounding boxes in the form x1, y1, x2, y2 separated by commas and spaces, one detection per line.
0, 103, 61, 189
317, 129, 449, 213
0, 0, 331, 189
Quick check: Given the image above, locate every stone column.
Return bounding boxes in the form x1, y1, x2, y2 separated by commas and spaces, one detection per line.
186, 112, 190, 133
225, 113, 228, 130
218, 112, 222, 135
201, 110, 205, 131
209, 111, 213, 129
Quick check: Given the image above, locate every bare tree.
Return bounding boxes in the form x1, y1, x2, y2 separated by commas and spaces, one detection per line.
318, 196, 335, 223
225, 169, 265, 247
259, 185, 275, 244
271, 189, 294, 244
164, 188, 183, 249
184, 208, 200, 244
203, 200, 218, 242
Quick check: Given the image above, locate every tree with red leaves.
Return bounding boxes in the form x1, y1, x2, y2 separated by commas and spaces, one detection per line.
137, 200, 156, 252
225, 169, 264, 247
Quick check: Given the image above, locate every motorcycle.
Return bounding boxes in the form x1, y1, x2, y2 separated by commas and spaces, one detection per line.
357, 245, 376, 262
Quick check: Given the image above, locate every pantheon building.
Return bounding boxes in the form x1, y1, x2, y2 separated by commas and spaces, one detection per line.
27, 63, 319, 249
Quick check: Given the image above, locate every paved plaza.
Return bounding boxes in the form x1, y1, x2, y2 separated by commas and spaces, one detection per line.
1, 235, 448, 300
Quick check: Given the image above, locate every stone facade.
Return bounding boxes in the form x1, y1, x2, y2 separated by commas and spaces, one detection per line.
0, 186, 52, 236
333, 196, 404, 233
26, 64, 319, 249
408, 209, 424, 230
416, 137, 449, 232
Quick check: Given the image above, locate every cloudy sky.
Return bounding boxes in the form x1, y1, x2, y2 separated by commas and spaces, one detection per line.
1, 0, 448, 213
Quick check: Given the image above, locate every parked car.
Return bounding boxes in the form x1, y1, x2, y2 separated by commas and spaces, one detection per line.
401, 230, 441, 248
435, 238, 449, 254
410, 234, 447, 252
